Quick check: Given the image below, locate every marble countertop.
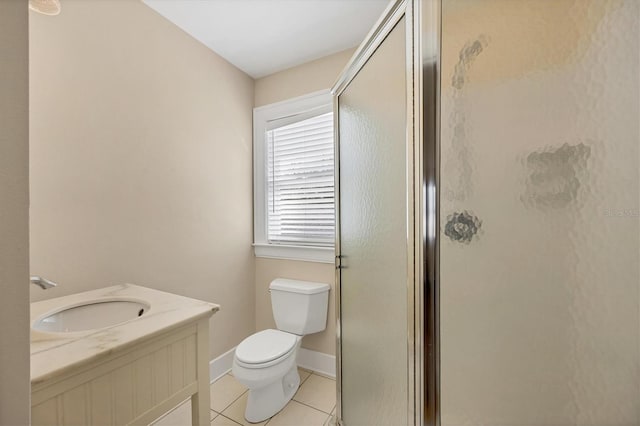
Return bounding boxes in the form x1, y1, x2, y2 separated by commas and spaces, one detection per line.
31, 284, 219, 385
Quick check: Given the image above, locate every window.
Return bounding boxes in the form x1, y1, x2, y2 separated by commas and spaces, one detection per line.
253, 91, 335, 263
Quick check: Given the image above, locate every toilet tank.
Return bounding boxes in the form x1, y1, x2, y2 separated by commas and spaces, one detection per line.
269, 278, 330, 335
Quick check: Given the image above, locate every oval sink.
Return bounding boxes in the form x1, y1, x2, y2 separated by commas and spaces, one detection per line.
33, 298, 150, 333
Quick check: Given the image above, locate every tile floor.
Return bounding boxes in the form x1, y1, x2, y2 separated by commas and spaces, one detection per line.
155, 368, 336, 426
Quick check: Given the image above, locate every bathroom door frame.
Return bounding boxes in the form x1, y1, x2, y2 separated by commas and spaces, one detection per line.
332, 0, 441, 424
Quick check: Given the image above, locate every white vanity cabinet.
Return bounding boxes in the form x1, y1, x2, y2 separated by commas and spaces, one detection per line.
30, 285, 219, 426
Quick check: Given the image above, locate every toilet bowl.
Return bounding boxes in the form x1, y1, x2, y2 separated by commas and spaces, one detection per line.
232, 279, 330, 423
232, 329, 302, 422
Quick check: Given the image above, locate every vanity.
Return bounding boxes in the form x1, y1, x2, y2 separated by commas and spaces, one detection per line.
30, 284, 219, 426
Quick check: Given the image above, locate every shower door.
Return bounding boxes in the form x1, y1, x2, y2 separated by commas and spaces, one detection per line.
439, 0, 640, 425
334, 1, 420, 424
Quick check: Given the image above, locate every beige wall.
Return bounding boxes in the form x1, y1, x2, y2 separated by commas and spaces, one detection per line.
254, 48, 354, 107
0, 0, 31, 423
29, 0, 255, 359
254, 49, 354, 356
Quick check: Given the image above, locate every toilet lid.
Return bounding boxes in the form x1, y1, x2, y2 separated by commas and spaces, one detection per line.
235, 329, 297, 365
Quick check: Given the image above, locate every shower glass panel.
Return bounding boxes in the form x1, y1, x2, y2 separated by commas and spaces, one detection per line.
439, 0, 640, 424
338, 17, 409, 425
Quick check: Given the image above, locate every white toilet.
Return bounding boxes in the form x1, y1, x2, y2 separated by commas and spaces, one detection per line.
232, 278, 330, 423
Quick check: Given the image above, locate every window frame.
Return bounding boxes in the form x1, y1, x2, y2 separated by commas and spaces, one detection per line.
253, 90, 335, 263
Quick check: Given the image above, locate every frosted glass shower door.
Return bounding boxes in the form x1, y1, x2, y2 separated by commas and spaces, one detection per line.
439, 1, 640, 425
336, 16, 411, 426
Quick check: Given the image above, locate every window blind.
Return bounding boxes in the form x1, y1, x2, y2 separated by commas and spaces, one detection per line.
266, 111, 335, 246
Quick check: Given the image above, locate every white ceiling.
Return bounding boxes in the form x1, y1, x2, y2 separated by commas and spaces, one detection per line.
143, 0, 389, 79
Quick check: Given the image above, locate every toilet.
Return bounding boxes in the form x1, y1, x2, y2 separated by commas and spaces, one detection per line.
232, 278, 330, 423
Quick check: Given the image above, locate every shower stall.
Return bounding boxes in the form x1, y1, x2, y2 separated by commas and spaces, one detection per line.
333, 0, 639, 424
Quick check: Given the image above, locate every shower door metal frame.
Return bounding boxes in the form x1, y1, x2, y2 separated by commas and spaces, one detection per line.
419, 0, 441, 424
332, 1, 441, 424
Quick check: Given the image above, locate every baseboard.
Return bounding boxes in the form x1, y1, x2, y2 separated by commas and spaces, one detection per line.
209, 346, 336, 383
296, 348, 336, 379
209, 346, 236, 384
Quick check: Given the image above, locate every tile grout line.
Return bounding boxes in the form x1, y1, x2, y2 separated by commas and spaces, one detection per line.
292, 372, 337, 415
299, 372, 312, 386
308, 372, 336, 381
289, 399, 334, 416
305, 372, 336, 383
214, 388, 249, 417
217, 413, 243, 426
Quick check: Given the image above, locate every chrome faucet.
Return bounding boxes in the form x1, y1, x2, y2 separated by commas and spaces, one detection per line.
30, 276, 57, 289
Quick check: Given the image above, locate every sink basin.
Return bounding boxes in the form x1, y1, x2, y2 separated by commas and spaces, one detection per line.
33, 298, 150, 333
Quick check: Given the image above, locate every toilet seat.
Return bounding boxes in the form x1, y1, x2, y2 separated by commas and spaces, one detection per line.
235, 329, 297, 368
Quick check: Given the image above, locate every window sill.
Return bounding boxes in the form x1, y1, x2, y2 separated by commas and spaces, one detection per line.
253, 243, 335, 264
